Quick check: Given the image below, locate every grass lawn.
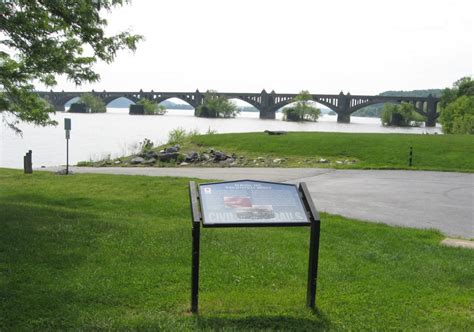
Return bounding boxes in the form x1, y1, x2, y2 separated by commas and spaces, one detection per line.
1, 169, 473, 330
189, 132, 474, 172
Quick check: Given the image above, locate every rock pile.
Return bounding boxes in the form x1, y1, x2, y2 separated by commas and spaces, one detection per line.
181, 149, 235, 166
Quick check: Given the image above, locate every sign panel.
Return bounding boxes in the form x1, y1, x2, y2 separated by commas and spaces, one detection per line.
199, 180, 309, 227
64, 118, 71, 130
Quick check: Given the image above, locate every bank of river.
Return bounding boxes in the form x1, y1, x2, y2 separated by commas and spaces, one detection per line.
1, 109, 441, 169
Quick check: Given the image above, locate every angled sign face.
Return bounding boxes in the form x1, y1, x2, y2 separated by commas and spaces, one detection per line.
199, 180, 309, 227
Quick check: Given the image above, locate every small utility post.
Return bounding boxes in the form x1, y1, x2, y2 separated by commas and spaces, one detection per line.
64, 118, 71, 175
23, 150, 32, 174
408, 146, 413, 167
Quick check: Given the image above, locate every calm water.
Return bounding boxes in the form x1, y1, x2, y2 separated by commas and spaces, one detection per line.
1, 108, 442, 169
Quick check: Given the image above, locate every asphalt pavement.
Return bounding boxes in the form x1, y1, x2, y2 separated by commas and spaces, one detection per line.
42, 166, 474, 238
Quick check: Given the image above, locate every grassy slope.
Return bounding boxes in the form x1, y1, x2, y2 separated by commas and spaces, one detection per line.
1, 169, 473, 330
190, 132, 474, 172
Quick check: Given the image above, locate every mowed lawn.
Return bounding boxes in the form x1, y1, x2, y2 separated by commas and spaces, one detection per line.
190, 132, 474, 172
0, 169, 472, 330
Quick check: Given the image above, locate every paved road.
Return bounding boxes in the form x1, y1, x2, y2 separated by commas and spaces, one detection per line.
44, 167, 474, 238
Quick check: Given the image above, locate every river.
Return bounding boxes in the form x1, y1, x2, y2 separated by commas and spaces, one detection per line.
1, 108, 442, 169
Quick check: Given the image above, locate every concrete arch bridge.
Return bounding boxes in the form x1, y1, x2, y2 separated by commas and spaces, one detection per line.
38, 90, 440, 127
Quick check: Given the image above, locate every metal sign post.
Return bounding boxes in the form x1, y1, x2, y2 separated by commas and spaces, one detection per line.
188, 180, 321, 314
64, 118, 71, 175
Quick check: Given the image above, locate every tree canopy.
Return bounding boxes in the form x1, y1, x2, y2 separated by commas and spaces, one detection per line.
0, 0, 142, 133
439, 77, 474, 134
283, 90, 321, 122
380, 102, 424, 127
137, 99, 166, 115
195, 90, 239, 118
79, 93, 106, 113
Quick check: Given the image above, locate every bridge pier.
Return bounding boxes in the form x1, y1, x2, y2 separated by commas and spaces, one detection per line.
259, 109, 276, 119
337, 112, 351, 123
425, 95, 438, 127
425, 114, 437, 127
52, 103, 65, 113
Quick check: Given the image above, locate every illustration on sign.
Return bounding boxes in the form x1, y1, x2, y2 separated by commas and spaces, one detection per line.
199, 180, 309, 226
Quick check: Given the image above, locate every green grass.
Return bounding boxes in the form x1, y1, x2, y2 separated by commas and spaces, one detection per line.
189, 132, 474, 172
1, 169, 473, 330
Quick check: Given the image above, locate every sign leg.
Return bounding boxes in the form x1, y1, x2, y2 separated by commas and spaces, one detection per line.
66, 138, 69, 175
191, 221, 201, 313
306, 218, 321, 309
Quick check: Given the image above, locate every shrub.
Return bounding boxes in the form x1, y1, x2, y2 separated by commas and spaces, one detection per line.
195, 90, 239, 118
167, 128, 201, 144
282, 90, 321, 122
137, 99, 166, 115
167, 128, 188, 144
79, 93, 106, 113
439, 96, 474, 134
139, 138, 154, 152
381, 102, 424, 127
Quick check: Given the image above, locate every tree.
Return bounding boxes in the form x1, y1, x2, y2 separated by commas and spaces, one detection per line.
440, 76, 474, 109
137, 99, 166, 115
439, 77, 474, 134
196, 90, 239, 118
79, 93, 106, 113
283, 90, 321, 122
380, 102, 424, 127
439, 96, 474, 134
0, 0, 142, 133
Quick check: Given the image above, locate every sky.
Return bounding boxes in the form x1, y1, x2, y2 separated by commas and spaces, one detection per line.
52, 0, 473, 95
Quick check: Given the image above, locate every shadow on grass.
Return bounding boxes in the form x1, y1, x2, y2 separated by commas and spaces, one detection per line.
195, 310, 331, 331
0, 198, 122, 329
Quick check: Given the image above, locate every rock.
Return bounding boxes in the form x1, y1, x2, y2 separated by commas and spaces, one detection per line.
131, 157, 145, 164
273, 158, 282, 163
220, 158, 234, 165
336, 160, 344, 164
180, 162, 189, 166
264, 130, 287, 135
213, 151, 228, 161
185, 151, 200, 163
145, 151, 159, 159
257, 156, 265, 161
56, 168, 73, 175
164, 145, 180, 153
114, 160, 121, 164
157, 152, 179, 162
201, 153, 210, 161
143, 158, 156, 164
318, 158, 329, 163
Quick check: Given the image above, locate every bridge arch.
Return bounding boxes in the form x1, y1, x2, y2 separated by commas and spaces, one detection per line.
350, 99, 428, 118
103, 96, 136, 108
64, 96, 82, 111
101, 95, 139, 105
271, 97, 339, 115
156, 97, 195, 110
226, 97, 261, 114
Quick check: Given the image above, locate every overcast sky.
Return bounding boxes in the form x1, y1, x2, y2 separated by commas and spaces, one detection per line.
53, 0, 473, 95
